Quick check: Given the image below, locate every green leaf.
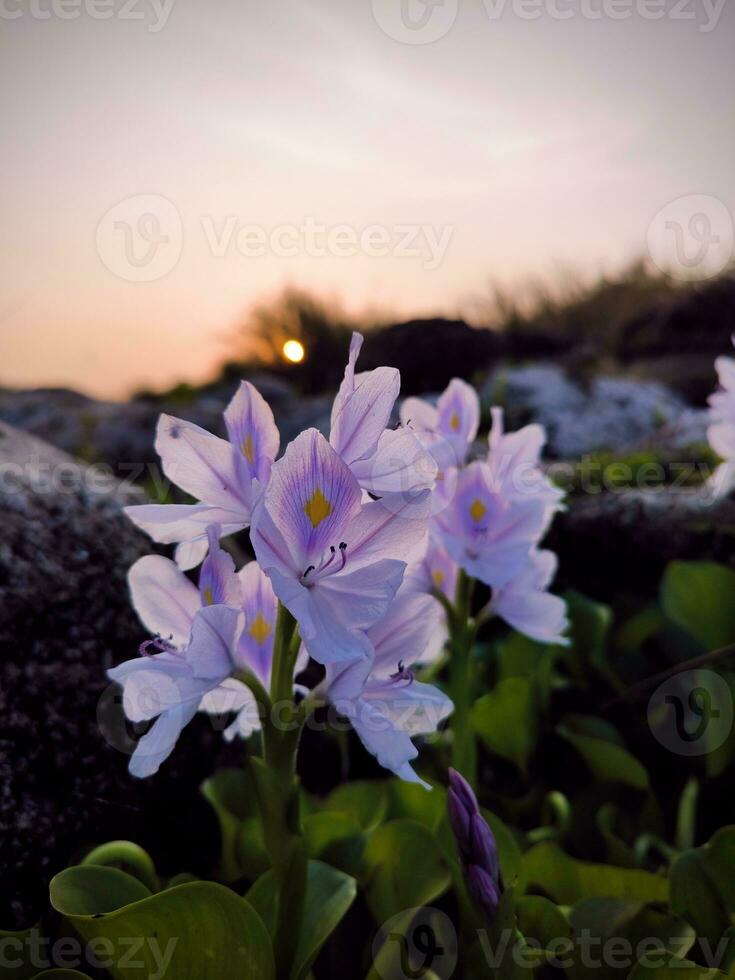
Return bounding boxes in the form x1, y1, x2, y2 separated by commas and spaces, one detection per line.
515, 894, 570, 952
669, 850, 730, 945
628, 958, 725, 978
675, 778, 699, 852
387, 778, 446, 829
29, 973, 95, 979
496, 632, 560, 709
29, 973, 94, 979
246, 859, 356, 980
50, 866, 152, 914
325, 780, 389, 831
557, 720, 649, 790
562, 590, 615, 685
81, 841, 158, 893
200, 767, 267, 882
701, 826, 735, 912
522, 842, 668, 904
1, 924, 43, 980
51, 873, 274, 979
472, 678, 538, 774
302, 812, 365, 877
361, 819, 451, 923
661, 561, 735, 651
568, 899, 695, 980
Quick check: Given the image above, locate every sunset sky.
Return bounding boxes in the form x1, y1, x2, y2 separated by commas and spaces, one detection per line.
1, 0, 733, 397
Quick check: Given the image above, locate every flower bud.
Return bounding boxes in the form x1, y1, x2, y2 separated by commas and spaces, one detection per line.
447, 767, 502, 925
467, 864, 501, 921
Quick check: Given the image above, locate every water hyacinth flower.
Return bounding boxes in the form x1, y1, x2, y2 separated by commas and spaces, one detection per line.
108, 527, 244, 777
487, 407, 565, 517
201, 561, 309, 740
125, 381, 279, 568
448, 768, 501, 923
330, 332, 437, 498
486, 549, 569, 646
433, 460, 548, 589
708, 338, 735, 498
250, 428, 430, 665
322, 593, 453, 787
401, 378, 480, 468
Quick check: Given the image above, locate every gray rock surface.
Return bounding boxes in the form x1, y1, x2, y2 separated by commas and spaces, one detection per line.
0, 424, 228, 927
486, 364, 698, 458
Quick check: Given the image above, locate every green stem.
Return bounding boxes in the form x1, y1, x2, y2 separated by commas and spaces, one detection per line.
447, 570, 478, 787
247, 602, 307, 980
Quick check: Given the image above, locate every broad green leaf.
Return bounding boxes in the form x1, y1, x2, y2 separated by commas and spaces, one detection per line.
669, 850, 730, 945
701, 826, 735, 912
50, 866, 152, 914
302, 812, 365, 877
522, 842, 668, 904
361, 819, 451, 923
562, 590, 615, 685
51, 874, 274, 980
246, 859, 356, 980
29, 973, 94, 979
515, 895, 570, 953
496, 632, 560, 709
1, 925, 42, 980
557, 722, 649, 790
81, 841, 158, 893
472, 678, 538, 774
29, 973, 95, 979
367, 907, 457, 980
661, 562, 735, 651
325, 780, 389, 831
201, 767, 263, 882
628, 958, 724, 978
568, 899, 695, 980
387, 778, 446, 829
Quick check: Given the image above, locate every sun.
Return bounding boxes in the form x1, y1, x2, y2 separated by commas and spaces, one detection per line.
282, 339, 305, 363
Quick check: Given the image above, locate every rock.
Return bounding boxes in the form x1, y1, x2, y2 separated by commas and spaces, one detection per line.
486, 364, 693, 458
360, 319, 504, 395
0, 425, 231, 928
550, 483, 735, 602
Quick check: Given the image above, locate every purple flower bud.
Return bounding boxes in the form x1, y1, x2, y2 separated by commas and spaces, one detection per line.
447, 785, 472, 858
448, 767, 479, 817
467, 864, 501, 921
447, 768, 502, 925
469, 812, 499, 883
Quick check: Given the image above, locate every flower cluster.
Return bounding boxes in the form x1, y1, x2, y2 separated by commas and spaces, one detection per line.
400, 384, 568, 645
111, 334, 565, 784
115, 334, 449, 783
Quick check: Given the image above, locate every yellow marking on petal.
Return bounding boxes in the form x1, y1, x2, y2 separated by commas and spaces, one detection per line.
242, 434, 255, 464
304, 487, 333, 528
203, 587, 214, 606
469, 498, 488, 522
450, 411, 461, 431
432, 569, 445, 587
248, 611, 272, 646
